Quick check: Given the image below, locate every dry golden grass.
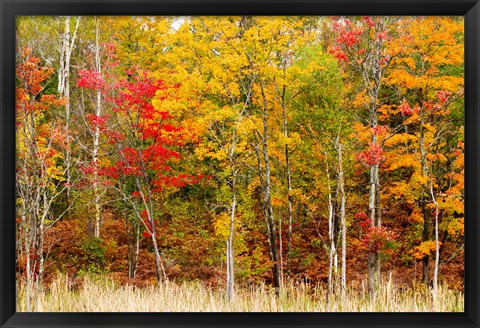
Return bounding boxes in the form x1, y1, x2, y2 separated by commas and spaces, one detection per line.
17, 274, 464, 312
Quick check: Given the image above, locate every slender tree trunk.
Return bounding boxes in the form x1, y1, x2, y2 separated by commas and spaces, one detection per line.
279, 210, 284, 284
327, 185, 336, 297
18, 121, 33, 311
35, 244, 43, 311
430, 176, 440, 306
126, 217, 135, 279
142, 190, 167, 283
324, 155, 336, 299
58, 17, 67, 96
421, 204, 430, 286
334, 251, 338, 286
280, 84, 294, 279
150, 229, 167, 283
223, 67, 253, 301
133, 172, 167, 283
92, 18, 102, 238
226, 173, 236, 302
367, 99, 379, 298
19, 118, 35, 311
286, 149, 293, 277
360, 20, 385, 297
123, 186, 138, 279
135, 223, 140, 277
368, 163, 378, 297
59, 17, 71, 209
147, 201, 166, 283
368, 105, 380, 297
35, 197, 48, 311
58, 16, 80, 214
375, 164, 381, 283
259, 81, 281, 293
419, 108, 431, 286
226, 128, 238, 301
254, 136, 276, 279
338, 142, 347, 296
24, 216, 32, 312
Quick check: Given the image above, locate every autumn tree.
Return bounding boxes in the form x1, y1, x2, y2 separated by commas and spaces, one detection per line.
16, 16, 82, 217
80, 62, 202, 282
57, 16, 81, 209
263, 17, 318, 282
331, 16, 395, 297
287, 40, 352, 296
16, 48, 67, 310
384, 17, 464, 293
171, 16, 261, 300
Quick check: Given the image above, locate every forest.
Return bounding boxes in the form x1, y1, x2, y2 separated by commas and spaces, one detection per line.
15, 16, 464, 312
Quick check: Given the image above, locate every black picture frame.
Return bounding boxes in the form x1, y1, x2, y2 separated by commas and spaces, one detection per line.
1, 0, 478, 327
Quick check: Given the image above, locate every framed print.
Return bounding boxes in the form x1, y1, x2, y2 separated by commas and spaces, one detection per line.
1, 0, 479, 327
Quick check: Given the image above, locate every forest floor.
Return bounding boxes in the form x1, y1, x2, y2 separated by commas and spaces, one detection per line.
17, 274, 464, 312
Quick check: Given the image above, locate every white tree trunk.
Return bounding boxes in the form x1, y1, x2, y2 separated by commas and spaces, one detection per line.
226, 175, 236, 301
368, 163, 378, 297
327, 185, 335, 296
430, 177, 440, 307
93, 18, 102, 238
58, 16, 80, 211
338, 142, 347, 296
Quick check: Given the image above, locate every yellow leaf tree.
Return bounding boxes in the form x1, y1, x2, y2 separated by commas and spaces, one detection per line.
384, 16, 464, 292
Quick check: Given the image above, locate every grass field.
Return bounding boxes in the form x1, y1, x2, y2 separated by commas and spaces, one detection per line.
17, 275, 464, 312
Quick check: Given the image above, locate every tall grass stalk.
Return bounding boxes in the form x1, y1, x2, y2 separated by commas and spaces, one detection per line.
16, 274, 463, 312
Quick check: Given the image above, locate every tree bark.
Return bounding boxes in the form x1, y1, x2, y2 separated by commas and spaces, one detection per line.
430, 176, 440, 306
419, 106, 431, 286
368, 163, 379, 297
225, 125, 238, 301
123, 185, 138, 279
359, 18, 386, 298
338, 142, 347, 296
327, 186, 336, 297
280, 83, 294, 279
150, 228, 167, 283
226, 173, 236, 301
259, 80, 281, 293
254, 135, 276, 281
58, 16, 80, 214
92, 18, 102, 238
324, 155, 336, 299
